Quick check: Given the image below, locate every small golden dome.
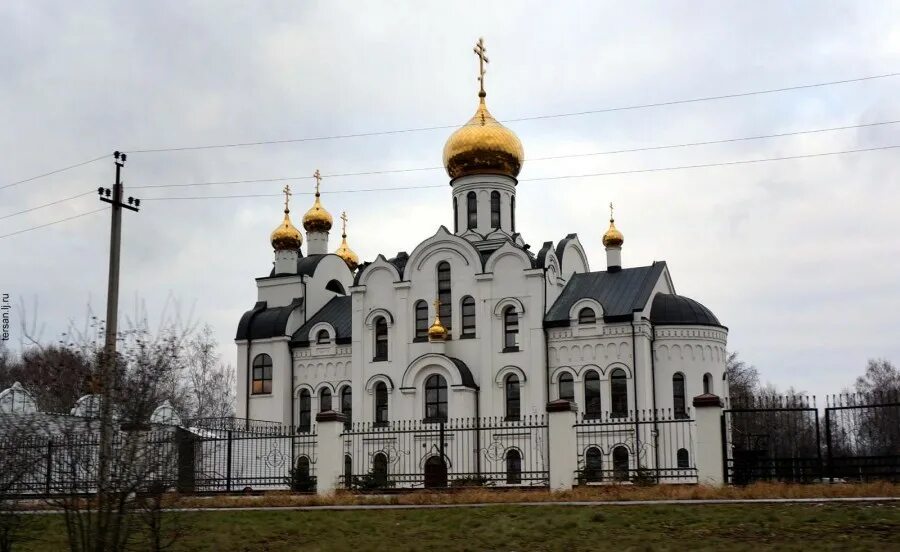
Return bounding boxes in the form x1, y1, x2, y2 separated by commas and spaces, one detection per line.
442, 97, 524, 179
334, 212, 359, 271
603, 219, 624, 248
303, 193, 333, 233
271, 209, 303, 251
428, 300, 448, 342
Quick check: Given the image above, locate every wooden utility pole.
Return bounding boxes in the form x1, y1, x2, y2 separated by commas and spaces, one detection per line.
94, 151, 139, 550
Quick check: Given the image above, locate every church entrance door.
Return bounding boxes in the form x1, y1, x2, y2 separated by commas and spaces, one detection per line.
423, 456, 448, 488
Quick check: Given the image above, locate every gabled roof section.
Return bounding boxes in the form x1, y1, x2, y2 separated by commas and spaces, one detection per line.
235, 298, 304, 340
544, 261, 667, 326
291, 296, 352, 346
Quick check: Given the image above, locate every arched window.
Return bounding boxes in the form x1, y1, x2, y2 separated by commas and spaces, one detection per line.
437, 262, 452, 330
677, 448, 690, 469
584, 370, 601, 418
558, 372, 574, 402
424, 374, 448, 422
251, 354, 273, 394
578, 307, 596, 324
298, 389, 312, 432
673, 373, 687, 419
703, 373, 713, 394
344, 454, 352, 489
296, 456, 311, 480
325, 280, 346, 295
453, 196, 458, 233
414, 300, 429, 340
461, 296, 476, 337
511, 196, 516, 232
373, 317, 388, 361
505, 449, 522, 484
340, 385, 352, 425
505, 374, 520, 420
466, 191, 477, 230
585, 447, 602, 482
316, 329, 330, 344
424, 456, 448, 488
490, 191, 501, 229
612, 446, 630, 481
610, 368, 628, 418
374, 382, 389, 425
503, 306, 519, 351
372, 453, 388, 487
319, 387, 332, 413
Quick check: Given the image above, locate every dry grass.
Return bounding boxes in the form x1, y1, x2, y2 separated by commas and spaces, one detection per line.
166, 481, 900, 509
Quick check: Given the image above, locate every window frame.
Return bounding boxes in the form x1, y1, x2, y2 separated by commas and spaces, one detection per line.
610, 368, 628, 418
424, 373, 448, 423
372, 452, 388, 487
319, 387, 332, 413
251, 354, 273, 395
374, 382, 389, 426
340, 385, 352, 426
414, 300, 429, 341
373, 316, 388, 361
578, 307, 596, 325
677, 448, 690, 469
584, 447, 602, 483
490, 191, 501, 229
673, 372, 687, 419
612, 446, 630, 481
460, 296, 476, 338
466, 191, 477, 230
316, 329, 330, 344
298, 389, 312, 433
584, 370, 602, 418
504, 374, 521, 420
437, 262, 452, 331
558, 372, 575, 402
453, 196, 458, 233
505, 449, 522, 484
503, 306, 519, 352
702, 372, 713, 395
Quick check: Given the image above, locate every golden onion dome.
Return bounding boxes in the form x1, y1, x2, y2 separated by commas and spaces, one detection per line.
427, 300, 448, 342
334, 212, 359, 271
270, 208, 303, 251
302, 193, 333, 233
442, 96, 524, 179
603, 218, 624, 248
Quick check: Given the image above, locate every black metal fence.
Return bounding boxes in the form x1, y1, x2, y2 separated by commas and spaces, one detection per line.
0, 419, 318, 497
724, 392, 899, 484
574, 409, 697, 484
340, 416, 548, 490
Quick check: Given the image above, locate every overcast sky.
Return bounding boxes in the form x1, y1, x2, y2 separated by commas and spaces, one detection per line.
1, 1, 898, 399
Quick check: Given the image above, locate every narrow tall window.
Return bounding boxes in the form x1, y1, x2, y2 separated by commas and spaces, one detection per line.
414, 300, 429, 340
466, 191, 477, 230
578, 308, 596, 324
511, 196, 516, 232
297, 456, 311, 481
374, 317, 388, 360
585, 447, 602, 482
341, 385, 352, 425
503, 306, 518, 351
558, 372, 574, 401
374, 382, 389, 425
251, 354, 273, 394
319, 388, 332, 412
490, 191, 501, 229
372, 453, 388, 487
437, 262, 452, 330
673, 373, 687, 419
344, 454, 352, 488
677, 448, 690, 469
612, 446, 630, 481
703, 373, 712, 395
584, 370, 601, 417
610, 368, 628, 418
461, 296, 476, 337
424, 374, 448, 422
453, 196, 458, 233
505, 449, 522, 484
298, 389, 311, 432
505, 374, 520, 420
316, 329, 330, 344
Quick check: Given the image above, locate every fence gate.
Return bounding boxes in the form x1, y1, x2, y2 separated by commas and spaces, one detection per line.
723, 396, 822, 484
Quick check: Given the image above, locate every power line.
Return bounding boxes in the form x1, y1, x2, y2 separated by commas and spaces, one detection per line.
125, 72, 900, 154
0, 207, 108, 240
0, 191, 96, 221
129, 118, 900, 192
138, 143, 900, 201
0, 154, 107, 193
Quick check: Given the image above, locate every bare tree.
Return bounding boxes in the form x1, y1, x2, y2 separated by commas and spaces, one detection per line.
854, 358, 900, 397
185, 325, 235, 420
725, 351, 759, 403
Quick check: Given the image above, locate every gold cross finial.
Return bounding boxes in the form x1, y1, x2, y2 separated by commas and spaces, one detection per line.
340, 211, 348, 237
473, 37, 489, 98
282, 185, 292, 212
313, 169, 322, 196
433, 298, 442, 315
609, 202, 615, 222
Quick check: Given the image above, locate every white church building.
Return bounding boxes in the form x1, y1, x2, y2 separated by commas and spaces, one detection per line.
233, 45, 729, 441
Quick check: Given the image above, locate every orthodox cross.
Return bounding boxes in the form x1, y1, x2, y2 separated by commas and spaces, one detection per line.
433, 298, 442, 318
313, 169, 322, 196
340, 211, 348, 237
473, 37, 489, 97
609, 202, 615, 221
282, 185, 292, 212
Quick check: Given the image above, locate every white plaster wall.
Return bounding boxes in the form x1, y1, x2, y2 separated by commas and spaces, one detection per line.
256, 275, 303, 308
653, 325, 729, 411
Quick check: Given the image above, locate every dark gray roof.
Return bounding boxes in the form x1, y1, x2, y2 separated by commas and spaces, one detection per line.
447, 357, 478, 389
544, 262, 667, 326
266, 254, 327, 278
650, 293, 724, 328
291, 296, 352, 346
388, 252, 409, 277
535, 241, 553, 268
235, 298, 303, 340
554, 233, 578, 266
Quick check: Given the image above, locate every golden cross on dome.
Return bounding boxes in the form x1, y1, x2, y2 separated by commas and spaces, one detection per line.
609, 202, 615, 222
433, 298, 442, 316
473, 37, 489, 98
313, 169, 322, 196
282, 185, 292, 212
340, 211, 348, 237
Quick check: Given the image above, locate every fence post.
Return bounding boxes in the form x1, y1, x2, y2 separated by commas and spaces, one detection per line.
45, 439, 53, 496
315, 410, 347, 495
693, 394, 725, 486
225, 429, 233, 492
546, 399, 578, 491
